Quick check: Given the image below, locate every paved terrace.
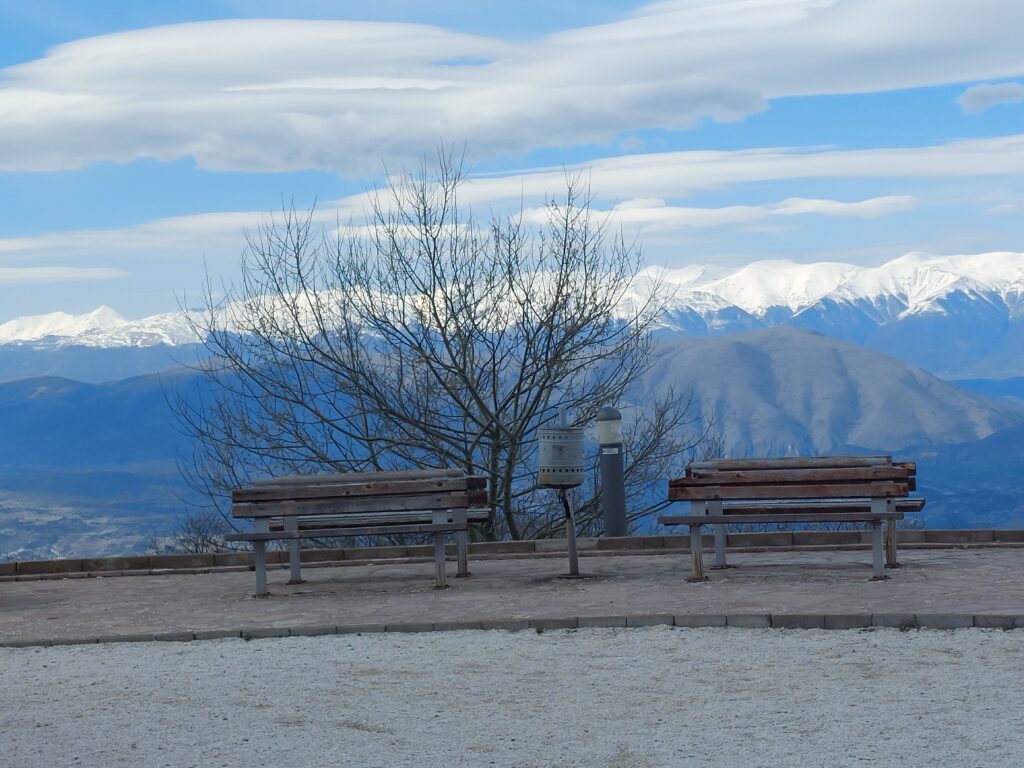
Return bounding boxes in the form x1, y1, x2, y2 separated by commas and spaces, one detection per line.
2, 532, 1023, 646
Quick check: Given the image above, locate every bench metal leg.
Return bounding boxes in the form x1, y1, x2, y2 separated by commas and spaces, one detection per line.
253, 543, 268, 597
884, 511, 899, 569
705, 501, 732, 569
870, 520, 886, 580
688, 525, 707, 582
713, 525, 727, 567
432, 511, 448, 589
253, 518, 270, 597
453, 509, 470, 577
285, 516, 304, 584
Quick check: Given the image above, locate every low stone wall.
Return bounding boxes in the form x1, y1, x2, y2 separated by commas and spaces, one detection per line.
2, 529, 1023, 579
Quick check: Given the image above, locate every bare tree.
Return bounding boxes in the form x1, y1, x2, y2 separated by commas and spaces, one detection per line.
177, 150, 711, 540
149, 510, 235, 555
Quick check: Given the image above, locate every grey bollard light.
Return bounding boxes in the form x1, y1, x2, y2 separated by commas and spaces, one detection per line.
597, 406, 627, 537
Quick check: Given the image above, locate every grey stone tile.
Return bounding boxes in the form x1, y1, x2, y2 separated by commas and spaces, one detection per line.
529, 617, 578, 631
727, 614, 771, 629
823, 614, 873, 630
932, 530, 995, 543
872, 614, 917, 629
673, 614, 727, 628
155, 631, 197, 642
287, 624, 339, 637
626, 614, 674, 627
430, 620, 484, 632
771, 614, 825, 630
49, 637, 98, 646
335, 624, 386, 635
16, 559, 83, 575
1, 638, 52, 648
240, 627, 290, 639
577, 615, 628, 628
194, 629, 241, 641
95, 633, 158, 644
385, 622, 434, 633
973, 615, 1016, 630
480, 619, 530, 631
916, 614, 974, 629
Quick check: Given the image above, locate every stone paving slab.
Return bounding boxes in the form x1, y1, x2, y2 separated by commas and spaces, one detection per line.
1, 548, 1022, 647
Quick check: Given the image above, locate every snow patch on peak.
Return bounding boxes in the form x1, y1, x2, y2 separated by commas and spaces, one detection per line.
703, 259, 863, 315
0, 306, 199, 348
0, 306, 126, 343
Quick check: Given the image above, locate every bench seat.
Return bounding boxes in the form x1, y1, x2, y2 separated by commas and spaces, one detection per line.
230, 470, 490, 596
659, 456, 925, 581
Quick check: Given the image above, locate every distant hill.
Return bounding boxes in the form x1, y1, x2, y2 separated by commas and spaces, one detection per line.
952, 376, 1024, 401
0, 343, 205, 384
640, 328, 1022, 456
908, 423, 1024, 529
0, 370, 204, 559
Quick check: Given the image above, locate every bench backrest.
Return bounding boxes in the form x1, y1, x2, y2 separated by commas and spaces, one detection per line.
668, 456, 916, 502
232, 471, 488, 519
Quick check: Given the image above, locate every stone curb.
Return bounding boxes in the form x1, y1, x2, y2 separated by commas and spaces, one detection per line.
3, 530, 1023, 581
2, 613, 1018, 649
5, 539, 1024, 584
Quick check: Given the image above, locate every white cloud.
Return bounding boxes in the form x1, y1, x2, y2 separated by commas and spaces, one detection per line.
3, 1, 1024, 172
957, 81, 1024, 113
771, 196, 915, 217
0, 267, 127, 285
10, 130, 1024, 262
984, 202, 1020, 215
523, 195, 914, 232
454, 134, 1024, 206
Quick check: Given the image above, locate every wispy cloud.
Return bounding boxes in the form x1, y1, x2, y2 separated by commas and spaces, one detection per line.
0, 267, 127, 284
984, 202, 1021, 215
9, 131, 1024, 261
455, 134, 1024, 206
3, 1, 1024, 173
957, 81, 1024, 113
522, 196, 915, 232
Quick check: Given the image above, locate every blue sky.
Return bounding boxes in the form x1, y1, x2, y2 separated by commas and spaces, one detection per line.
2, 0, 1024, 321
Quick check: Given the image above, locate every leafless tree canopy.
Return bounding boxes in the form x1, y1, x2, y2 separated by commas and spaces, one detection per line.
177, 152, 715, 540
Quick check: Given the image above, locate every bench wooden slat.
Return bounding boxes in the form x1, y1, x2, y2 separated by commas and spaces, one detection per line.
686, 456, 893, 472
233, 476, 485, 503
680, 467, 914, 485
660, 512, 905, 525
250, 468, 466, 486
268, 508, 491, 530
710, 498, 926, 515
669, 481, 909, 502
227, 522, 466, 542
232, 491, 487, 518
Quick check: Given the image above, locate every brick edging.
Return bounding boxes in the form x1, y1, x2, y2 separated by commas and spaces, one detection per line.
2, 612, 1019, 649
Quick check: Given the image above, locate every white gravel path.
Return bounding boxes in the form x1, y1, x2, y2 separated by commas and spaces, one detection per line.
2, 627, 1022, 768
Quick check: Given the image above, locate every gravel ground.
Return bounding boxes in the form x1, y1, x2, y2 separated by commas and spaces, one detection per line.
2, 627, 1022, 768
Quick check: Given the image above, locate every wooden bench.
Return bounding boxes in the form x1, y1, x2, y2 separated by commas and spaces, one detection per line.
658, 456, 925, 581
228, 469, 490, 596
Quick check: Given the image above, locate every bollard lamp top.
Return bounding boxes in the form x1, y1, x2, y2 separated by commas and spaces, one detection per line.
596, 406, 622, 445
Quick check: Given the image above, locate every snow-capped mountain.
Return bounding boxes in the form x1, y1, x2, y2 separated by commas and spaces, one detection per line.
649, 251, 1024, 319
648, 251, 1024, 376
2, 251, 1022, 378
0, 306, 200, 348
